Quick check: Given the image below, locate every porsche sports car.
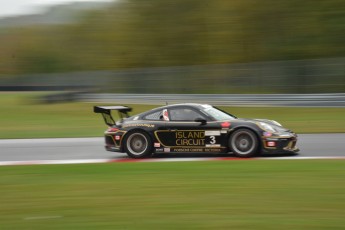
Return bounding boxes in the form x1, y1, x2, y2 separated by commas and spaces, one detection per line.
94, 103, 299, 158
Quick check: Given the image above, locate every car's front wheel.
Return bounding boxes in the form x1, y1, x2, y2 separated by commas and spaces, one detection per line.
229, 129, 259, 157
124, 131, 153, 158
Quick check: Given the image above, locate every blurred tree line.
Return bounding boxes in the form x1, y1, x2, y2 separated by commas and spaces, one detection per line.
0, 0, 344, 76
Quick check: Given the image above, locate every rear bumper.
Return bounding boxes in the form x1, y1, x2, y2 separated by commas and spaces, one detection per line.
104, 132, 126, 153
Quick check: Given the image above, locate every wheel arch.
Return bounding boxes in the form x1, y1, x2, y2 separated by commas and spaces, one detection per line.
120, 128, 153, 152
227, 126, 262, 152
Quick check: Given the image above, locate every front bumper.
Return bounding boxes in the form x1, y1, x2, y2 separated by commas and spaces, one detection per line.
262, 133, 299, 154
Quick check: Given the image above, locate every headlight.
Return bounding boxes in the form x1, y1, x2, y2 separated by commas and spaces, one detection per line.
257, 122, 277, 133
270, 120, 282, 127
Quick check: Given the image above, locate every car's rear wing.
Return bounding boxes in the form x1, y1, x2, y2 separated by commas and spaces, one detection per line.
94, 106, 132, 126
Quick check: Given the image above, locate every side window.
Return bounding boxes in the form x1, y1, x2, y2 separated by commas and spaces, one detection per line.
169, 108, 206, 121
144, 110, 163, 120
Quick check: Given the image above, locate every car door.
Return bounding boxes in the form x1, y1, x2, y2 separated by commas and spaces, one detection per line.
154, 106, 226, 153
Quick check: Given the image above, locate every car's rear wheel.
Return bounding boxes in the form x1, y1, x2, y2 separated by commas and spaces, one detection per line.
124, 131, 153, 158
229, 129, 258, 157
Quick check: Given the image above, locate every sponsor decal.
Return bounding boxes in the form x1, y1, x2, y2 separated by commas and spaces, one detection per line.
221, 129, 228, 134
155, 148, 164, 152
163, 109, 169, 121
173, 148, 204, 152
206, 144, 221, 147
221, 122, 231, 128
171, 148, 223, 153
155, 130, 220, 148
263, 132, 272, 137
205, 130, 221, 136
123, 123, 155, 128
115, 135, 121, 140
175, 131, 205, 146
154, 142, 161, 148
176, 131, 205, 139
205, 148, 222, 152
164, 148, 170, 153
267, 141, 276, 147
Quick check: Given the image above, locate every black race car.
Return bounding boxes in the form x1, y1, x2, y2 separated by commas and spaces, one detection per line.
94, 103, 299, 158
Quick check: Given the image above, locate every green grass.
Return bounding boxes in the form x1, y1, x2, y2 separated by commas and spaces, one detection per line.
0, 92, 344, 138
0, 160, 344, 229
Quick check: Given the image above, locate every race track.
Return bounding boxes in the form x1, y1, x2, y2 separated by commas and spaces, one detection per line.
0, 134, 344, 162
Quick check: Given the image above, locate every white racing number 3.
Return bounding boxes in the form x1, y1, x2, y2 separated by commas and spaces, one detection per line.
209, 135, 216, 144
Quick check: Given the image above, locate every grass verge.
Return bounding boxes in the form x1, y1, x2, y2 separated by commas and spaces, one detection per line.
0, 92, 344, 138
0, 160, 344, 229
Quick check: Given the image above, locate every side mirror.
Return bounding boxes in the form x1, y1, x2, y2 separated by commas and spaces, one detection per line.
195, 118, 207, 125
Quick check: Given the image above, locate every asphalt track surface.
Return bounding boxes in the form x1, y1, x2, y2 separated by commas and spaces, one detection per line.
0, 134, 344, 162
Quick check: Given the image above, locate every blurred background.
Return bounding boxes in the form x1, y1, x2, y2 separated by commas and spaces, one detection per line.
0, 0, 344, 139
1, 3, 344, 230
0, 0, 344, 94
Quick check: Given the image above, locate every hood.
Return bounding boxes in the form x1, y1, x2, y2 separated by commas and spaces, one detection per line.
236, 118, 290, 132
252, 119, 282, 127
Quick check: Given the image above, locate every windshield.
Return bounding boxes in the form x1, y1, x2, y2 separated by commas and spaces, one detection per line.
202, 107, 236, 121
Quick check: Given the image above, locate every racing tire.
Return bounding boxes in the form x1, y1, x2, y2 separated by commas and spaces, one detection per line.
229, 129, 259, 158
124, 131, 153, 158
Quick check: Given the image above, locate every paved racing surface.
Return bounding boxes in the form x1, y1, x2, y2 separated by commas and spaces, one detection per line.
0, 134, 344, 162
